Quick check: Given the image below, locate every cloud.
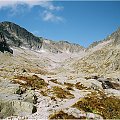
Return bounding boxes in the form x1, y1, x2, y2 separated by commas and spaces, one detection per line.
42, 10, 63, 22
0, 0, 64, 22
0, 0, 63, 11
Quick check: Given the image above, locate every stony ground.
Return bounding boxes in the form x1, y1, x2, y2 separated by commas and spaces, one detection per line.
0, 46, 120, 119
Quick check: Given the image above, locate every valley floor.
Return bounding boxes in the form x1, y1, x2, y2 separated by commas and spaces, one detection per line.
0, 47, 120, 119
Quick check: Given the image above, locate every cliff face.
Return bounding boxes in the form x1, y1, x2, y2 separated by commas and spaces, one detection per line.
0, 21, 42, 50
109, 28, 120, 45
0, 32, 13, 53
41, 40, 85, 53
54, 41, 84, 53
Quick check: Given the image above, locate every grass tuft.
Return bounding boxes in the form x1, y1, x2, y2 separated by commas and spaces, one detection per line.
49, 79, 62, 85
75, 82, 88, 90
13, 75, 48, 89
49, 110, 86, 119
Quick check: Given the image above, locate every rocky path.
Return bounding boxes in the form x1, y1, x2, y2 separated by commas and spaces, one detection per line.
27, 81, 90, 119
55, 88, 88, 111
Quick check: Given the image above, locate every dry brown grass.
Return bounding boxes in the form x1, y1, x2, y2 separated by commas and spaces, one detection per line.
49, 79, 62, 85
40, 90, 48, 96
64, 82, 74, 87
52, 86, 74, 99
26, 68, 55, 75
75, 82, 88, 90
49, 110, 86, 119
72, 91, 120, 119
64, 82, 74, 91
13, 75, 48, 89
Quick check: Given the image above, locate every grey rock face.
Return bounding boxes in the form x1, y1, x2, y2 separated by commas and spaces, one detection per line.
107, 28, 120, 45
42, 39, 84, 53
0, 32, 13, 53
0, 21, 42, 50
0, 100, 35, 119
0, 79, 37, 119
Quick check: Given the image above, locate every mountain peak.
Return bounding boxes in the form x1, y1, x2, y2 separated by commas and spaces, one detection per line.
0, 21, 84, 53
0, 21, 43, 49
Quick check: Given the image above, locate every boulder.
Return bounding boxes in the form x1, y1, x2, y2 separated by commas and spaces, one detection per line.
0, 79, 37, 119
22, 89, 37, 104
0, 100, 36, 119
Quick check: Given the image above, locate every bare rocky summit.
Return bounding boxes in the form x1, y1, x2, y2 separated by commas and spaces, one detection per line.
0, 21, 42, 49
0, 21, 120, 119
0, 21, 84, 53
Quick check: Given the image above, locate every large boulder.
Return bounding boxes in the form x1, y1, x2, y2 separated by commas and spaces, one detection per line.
0, 100, 36, 119
0, 79, 37, 119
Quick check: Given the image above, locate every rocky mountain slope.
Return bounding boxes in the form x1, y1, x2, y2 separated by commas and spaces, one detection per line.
0, 21, 84, 53
41, 39, 84, 53
0, 21, 42, 49
72, 28, 120, 76
0, 21, 120, 119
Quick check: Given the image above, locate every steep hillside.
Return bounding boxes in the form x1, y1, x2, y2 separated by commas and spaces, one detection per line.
0, 21, 42, 49
72, 28, 120, 76
41, 40, 84, 53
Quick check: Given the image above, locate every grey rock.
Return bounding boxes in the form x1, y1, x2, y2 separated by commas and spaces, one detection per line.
0, 100, 36, 119
0, 21, 42, 50
0, 32, 13, 54
42, 39, 84, 53
22, 90, 37, 104
0, 79, 37, 119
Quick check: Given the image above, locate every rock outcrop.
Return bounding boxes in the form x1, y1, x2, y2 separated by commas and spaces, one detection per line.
0, 79, 37, 119
0, 21, 42, 50
0, 32, 13, 53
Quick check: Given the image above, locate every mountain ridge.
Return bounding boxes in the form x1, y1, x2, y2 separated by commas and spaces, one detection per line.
0, 21, 42, 49
0, 21, 84, 53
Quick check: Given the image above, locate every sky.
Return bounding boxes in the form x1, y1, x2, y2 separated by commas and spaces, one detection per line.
0, 1, 120, 47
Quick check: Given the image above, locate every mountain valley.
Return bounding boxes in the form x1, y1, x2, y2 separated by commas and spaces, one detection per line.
0, 21, 120, 119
